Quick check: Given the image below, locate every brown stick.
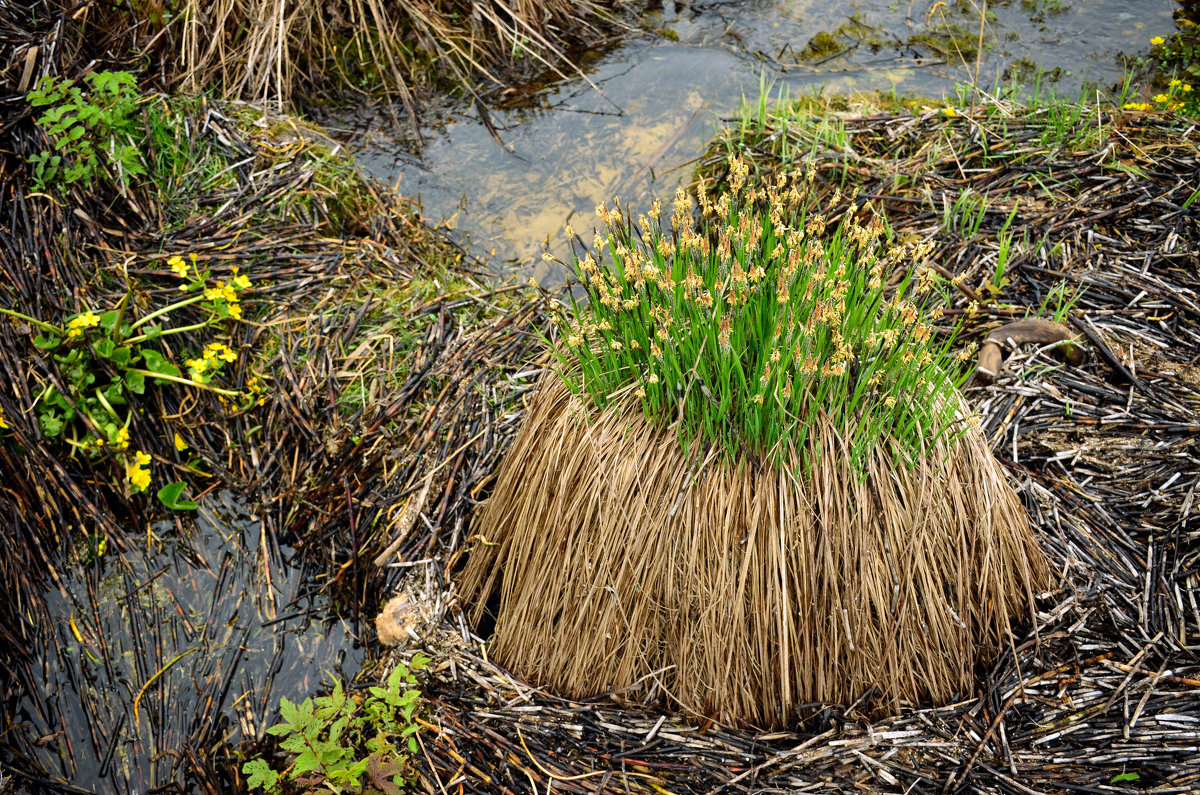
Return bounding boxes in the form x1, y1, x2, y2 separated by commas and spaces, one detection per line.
975, 318, 1083, 383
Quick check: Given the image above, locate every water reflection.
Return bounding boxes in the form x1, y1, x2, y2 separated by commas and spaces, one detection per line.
2, 492, 362, 793
333, 0, 1176, 282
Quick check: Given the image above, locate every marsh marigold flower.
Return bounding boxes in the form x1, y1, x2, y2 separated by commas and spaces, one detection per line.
66, 310, 100, 339
126, 450, 151, 493
231, 266, 251, 290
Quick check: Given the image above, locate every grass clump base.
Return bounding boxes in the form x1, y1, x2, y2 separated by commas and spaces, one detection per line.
460, 172, 1051, 727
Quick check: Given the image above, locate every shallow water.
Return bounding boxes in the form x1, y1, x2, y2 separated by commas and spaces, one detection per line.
2, 493, 363, 792
334, 0, 1177, 281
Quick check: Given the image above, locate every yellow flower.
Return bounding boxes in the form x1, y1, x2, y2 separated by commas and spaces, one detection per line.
1154, 93, 1170, 104
1150, 36, 1165, 46
203, 281, 227, 301
174, 433, 188, 451
1169, 79, 1182, 87
942, 106, 957, 117
227, 303, 242, 320
0, 407, 8, 430
67, 310, 100, 332
112, 427, 130, 450
186, 357, 209, 381
169, 255, 188, 278
231, 267, 251, 290
1184, 84, 1194, 93
1123, 102, 1153, 111
126, 450, 151, 493
205, 342, 236, 363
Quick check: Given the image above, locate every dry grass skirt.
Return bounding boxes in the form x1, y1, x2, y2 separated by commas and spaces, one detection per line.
458, 375, 1051, 727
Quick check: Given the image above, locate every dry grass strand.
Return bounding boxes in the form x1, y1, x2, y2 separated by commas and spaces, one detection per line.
460, 374, 1051, 727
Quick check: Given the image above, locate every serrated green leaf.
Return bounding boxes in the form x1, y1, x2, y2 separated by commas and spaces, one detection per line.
278, 697, 298, 726
293, 750, 320, 774
242, 758, 279, 791
278, 734, 307, 753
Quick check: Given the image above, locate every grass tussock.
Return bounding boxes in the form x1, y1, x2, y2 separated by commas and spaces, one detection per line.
460, 373, 1050, 726
548, 160, 974, 474
461, 172, 1052, 726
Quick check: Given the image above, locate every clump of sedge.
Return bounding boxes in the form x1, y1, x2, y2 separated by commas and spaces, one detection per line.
549, 156, 975, 473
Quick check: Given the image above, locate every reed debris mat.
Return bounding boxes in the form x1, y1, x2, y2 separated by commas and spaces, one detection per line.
375, 104, 1200, 793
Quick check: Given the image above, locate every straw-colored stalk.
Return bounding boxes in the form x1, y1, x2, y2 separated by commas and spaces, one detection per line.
170, 0, 612, 114
459, 374, 1050, 727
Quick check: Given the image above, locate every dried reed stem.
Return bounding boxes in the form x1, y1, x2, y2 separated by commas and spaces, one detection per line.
460, 373, 1051, 727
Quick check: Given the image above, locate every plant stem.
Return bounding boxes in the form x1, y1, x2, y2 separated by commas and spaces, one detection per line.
125, 321, 211, 345
125, 368, 241, 397
129, 294, 207, 330
94, 388, 121, 422
0, 307, 63, 334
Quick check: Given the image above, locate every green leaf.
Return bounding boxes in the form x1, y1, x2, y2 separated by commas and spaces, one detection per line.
140, 323, 163, 341
39, 411, 63, 437
33, 333, 61, 350
102, 381, 126, 407
242, 758, 279, 791
279, 734, 307, 753
278, 697, 299, 727
110, 345, 132, 368
293, 750, 320, 775
141, 349, 181, 379
92, 338, 115, 359
1111, 772, 1140, 783
99, 310, 121, 334
47, 389, 72, 412
125, 370, 145, 395
156, 481, 198, 511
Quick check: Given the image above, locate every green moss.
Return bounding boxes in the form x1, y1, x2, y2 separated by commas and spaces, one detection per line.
907, 24, 984, 60
802, 31, 844, 61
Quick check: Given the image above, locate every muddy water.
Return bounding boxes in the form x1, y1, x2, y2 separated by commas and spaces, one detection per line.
335, 0, 1177, 281
2, 494, 362, 792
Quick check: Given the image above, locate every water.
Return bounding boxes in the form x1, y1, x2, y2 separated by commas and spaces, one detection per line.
2, 493, 363, 793
332, 0, 1177, 282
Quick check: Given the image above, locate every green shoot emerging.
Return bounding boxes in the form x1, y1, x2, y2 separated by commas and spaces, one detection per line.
548, 156, 978, 473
